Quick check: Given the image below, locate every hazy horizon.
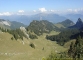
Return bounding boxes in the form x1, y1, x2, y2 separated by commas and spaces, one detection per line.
0, 0, 83, 16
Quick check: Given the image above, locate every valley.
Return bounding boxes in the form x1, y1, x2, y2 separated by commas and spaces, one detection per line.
0, 18, 83, 60
0, 0, 83, 60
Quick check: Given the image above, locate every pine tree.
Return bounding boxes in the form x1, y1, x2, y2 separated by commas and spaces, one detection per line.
68, 35, 83, 59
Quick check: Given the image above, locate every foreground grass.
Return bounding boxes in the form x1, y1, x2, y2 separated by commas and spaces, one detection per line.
42, 52, 83, 60
0, 31, 67, 60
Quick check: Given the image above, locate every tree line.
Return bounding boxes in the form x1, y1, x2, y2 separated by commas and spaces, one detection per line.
0, 27, 38, 40
46, 28, 79, 46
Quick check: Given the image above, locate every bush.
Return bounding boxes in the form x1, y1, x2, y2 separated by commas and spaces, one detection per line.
29, 34, 38, 39
29, 43, 35, 49
11, 37, 14, 40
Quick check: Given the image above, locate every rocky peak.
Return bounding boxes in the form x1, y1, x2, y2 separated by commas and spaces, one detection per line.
76, 18, 83, 24
75, 18, 83, 28
69, 18, 83, 29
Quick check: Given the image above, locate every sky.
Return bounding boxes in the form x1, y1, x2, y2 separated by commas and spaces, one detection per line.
0, 0, 83, 16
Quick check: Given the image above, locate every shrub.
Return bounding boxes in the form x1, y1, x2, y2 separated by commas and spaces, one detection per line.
29, 43, 35, 49
11, 37, 14, 40
29, 34, 38, 39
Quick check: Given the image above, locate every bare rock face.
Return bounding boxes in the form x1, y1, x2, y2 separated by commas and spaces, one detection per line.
20, 26, 29, 39
0, 19, 11, 26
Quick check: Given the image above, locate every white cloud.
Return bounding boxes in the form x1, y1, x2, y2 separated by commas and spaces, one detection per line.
39, 8, 47, 12
33, 10, 36, 12
74, 9, 78, 12
67, 9, 73, 12
50, 10, 59, 12
0, 12, 11, 16
80, 8, 83, 10
0, 13, 3, 15
65, 8, 83, 14
67, 9, 79, 13
17, 13, 24, 15
18, 10, 24, 13
17, 10, 25, 15
67, 8, 83, 13
50, 10, 55, 12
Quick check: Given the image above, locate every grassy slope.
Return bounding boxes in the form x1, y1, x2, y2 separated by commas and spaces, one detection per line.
0, 31, 67, 60
64, 39, 76, 48
55, 24, 65, 28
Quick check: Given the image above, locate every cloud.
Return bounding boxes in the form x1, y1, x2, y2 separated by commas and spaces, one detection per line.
0, 12, 12, 16
80, 8, 83, 10
67, 8, 83, 13
33, 10, 36, 12
39, 8, 47, 12
17, 10, 25, 15
17, 13, 24, 15
67, 9, 78, 13
50, 10, 55, 12
74, 9, 78, 12
50, 10, 59, 12
67, 9, 73, 12
18, 10, 24, 13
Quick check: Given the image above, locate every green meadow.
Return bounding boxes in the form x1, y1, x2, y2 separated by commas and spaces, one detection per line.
0, 31, 67, 60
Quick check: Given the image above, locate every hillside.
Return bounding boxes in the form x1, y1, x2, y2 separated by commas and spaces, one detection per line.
46, 28, 80, 45
0, 19, 27, 30
0, 31, 66, 60
10, 21, 27, 29
27, 20, 60, 35
55, 19, 75, 28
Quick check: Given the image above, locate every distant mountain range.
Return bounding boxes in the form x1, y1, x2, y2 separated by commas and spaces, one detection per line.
31, 13, 66, 23
0, 13, 83, 25
0, 19, 27, 29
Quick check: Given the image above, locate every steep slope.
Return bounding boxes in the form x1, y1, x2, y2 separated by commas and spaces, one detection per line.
69, 18, 83, 29
27, 20, 60, 35
55, 19, 75, 28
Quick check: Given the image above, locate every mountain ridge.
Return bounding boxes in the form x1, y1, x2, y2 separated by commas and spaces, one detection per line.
55, 19, 75, 28
0, 19, 27, 29
26, 20, 60, 35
